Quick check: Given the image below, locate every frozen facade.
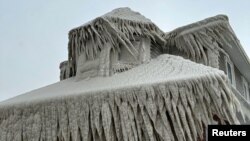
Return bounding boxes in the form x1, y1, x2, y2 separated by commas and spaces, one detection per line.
0, 7, 249, 141
165, 15, 250, 122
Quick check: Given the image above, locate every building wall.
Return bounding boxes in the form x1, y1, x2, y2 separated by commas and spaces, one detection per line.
168, 45, 250, 102
218, 49, 250, 102
208, 48, 250, 102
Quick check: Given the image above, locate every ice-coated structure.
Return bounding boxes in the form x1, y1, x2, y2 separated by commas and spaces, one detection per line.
60, 8, 165, 80
0, 7, 249, 141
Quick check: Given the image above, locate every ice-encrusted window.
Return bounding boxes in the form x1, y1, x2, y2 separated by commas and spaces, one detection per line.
242, 76, 249, 101
113, 39, 141, 73
118, 39, 140, 63
113, 37, 151, 74
227, 62, 233, 83
225, 56, 236, 87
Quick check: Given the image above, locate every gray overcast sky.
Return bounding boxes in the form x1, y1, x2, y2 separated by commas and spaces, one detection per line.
0, 0, 250, 102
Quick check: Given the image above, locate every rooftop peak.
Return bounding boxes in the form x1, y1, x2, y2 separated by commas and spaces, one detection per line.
103, 7, 152, 23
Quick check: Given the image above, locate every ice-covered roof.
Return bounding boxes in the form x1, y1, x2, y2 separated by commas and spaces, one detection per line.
67, 7, 165, 77
0, 55, 234, 106
166, 15, 229, 36
0, 55, 241, 141
165, 15, 239, 66
165, 15, 250, 82
70, 7, 153, 32
103, 7, 152, 23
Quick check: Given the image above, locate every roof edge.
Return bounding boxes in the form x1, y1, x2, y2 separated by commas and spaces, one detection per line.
69, 7, 156, 34
167, 14, 228, 36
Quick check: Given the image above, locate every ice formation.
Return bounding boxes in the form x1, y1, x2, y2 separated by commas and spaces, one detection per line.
0, 55, 241, 141
0, 7, 244, 141
165, 15, 240, 68
63, 8, 165, 79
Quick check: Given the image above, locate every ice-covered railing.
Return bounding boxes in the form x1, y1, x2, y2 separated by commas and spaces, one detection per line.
112, 61, 139, 73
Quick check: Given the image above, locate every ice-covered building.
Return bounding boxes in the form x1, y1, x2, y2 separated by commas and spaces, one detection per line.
164, 15, 250, 122
60, 8, 165, 80
0, 7, 249, 141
